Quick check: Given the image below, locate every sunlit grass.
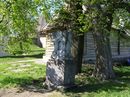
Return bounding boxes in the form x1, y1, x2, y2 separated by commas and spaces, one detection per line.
0, 44, 44, 63
0, 56, 130, 97
0, 62, 46, 88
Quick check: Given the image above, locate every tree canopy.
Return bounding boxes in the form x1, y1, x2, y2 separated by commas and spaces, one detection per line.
0, 0, 47, 54
42, 0, 130, 81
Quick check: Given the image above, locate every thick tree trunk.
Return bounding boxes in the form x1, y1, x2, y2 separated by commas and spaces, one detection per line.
76, 34, 84, 74
91, 8, 115, 80
92, 30, 115, 80
45, 31, 78, 89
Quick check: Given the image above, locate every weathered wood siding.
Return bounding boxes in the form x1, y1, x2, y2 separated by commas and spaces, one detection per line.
83, 32, 130, 63
43, 33, 54, 61
83, 32, 95, 63
44, 32, 130, 63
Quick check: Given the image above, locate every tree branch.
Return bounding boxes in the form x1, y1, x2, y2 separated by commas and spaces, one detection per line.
111, 27, 130, 38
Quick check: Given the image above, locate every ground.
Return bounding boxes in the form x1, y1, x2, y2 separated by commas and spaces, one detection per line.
0, 56, 66, 97
0, 55, 130, 97
0, 88, 65, 97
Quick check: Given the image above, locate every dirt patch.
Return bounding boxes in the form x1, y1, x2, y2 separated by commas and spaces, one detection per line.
0, 88, 65, 97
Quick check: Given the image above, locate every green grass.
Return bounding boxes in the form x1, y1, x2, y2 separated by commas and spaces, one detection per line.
64, 65, 130, 97
0, 45, 44, 63
0, 55, 130, 97
0, 62, 46, 88
0, 45, 45, 89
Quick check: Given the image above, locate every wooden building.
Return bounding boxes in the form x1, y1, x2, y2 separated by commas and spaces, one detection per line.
38, 17, 130, 63
42, 31, 130, 63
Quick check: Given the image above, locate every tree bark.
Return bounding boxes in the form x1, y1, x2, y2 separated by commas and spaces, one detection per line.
92, 30, 115, 80
91, 6, 115, 80
76, 34, 84, 74
45, 31, 78, 89
117, 31, 120, 55
74, 1, 84, 74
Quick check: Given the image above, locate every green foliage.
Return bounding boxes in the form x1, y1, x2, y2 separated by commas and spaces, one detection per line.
48, 0, 130, 36
7, 41, 31, 55
113, 9, 130, 29
1, 0, 130, 52
51, 0, 89, 34
5, 38, 44, 55
0, 0, 37, 34
0, 0, 46, 54
1, 0, 130, 48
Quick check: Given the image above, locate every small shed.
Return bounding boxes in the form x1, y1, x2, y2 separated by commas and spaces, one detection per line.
41, 31, 130, 63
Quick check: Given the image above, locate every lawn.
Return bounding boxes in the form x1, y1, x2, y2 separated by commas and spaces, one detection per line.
0, 45, 44, 63
0, 56, 130, 97
0, 62, 46, 88
64, 65, 130, 97
0, 45, 46, 89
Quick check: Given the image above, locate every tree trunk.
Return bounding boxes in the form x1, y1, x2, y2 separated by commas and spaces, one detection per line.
76, 34, 84, 74
45, 31, 78, 89
92, 30, 115, 80
91, 8, 115, 80
74, 1, 84, 74
117, 31, 120, 55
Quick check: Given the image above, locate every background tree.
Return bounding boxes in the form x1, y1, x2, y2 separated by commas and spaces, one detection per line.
0, 0, 46, 54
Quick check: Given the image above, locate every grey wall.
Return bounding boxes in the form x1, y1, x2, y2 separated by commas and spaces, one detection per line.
83, 32, 130, 63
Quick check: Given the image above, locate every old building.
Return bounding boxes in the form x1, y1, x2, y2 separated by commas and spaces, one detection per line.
41, 31, 130, 63
37, 16, 130, 63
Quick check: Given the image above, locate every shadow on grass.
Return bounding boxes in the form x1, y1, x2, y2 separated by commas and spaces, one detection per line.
1, 66, 130, 96
0, 76, 34, 87
0, 53, 44, 59
64, 66, 130, 96
65, 80, 128, 93
115, 66, 130, 77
